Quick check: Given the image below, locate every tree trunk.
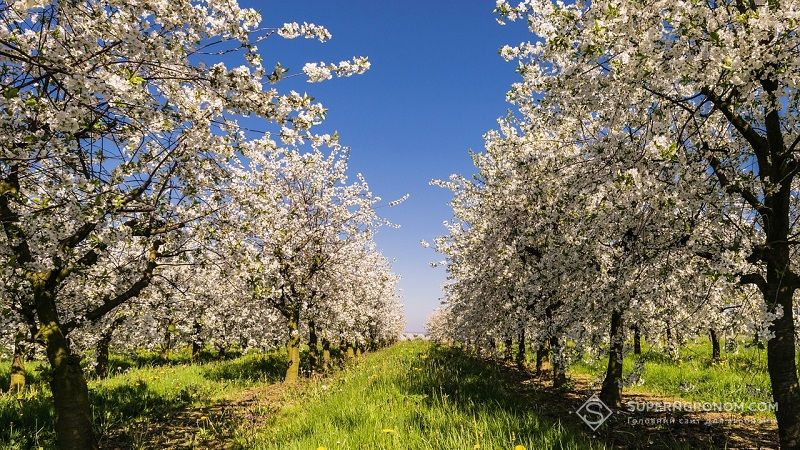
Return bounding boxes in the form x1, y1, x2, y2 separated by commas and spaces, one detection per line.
9, 326, 26, 394
95, 316, 125, 379
600, 310, 624, 408
345, 343, 355, 360
665, 322, 678, 360
487, 337, 497, 358
633, 325, 641, 356
709, 328, 721, 362
535, 343, 547, 375
322, 338, 331, 372
160, 320, 173, 362
549, 335, 566, 388
764, 248, 800, 448
284, 311, 301, 384
35, 289, 96, 449
308, 320, 319, 372
94, 331, 112, 379
191, 320, 203, 361
515, 328, 526, 369
503, 337, 513, 362
216, 343, 227, 359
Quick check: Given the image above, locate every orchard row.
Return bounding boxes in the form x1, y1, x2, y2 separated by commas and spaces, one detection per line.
426, 1, 800, 448
0, 2, 402, 449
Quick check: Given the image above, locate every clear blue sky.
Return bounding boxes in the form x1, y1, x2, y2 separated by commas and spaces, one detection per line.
244, 1, 529, 333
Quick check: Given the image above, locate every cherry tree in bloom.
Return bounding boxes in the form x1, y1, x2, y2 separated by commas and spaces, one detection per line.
491, 0, 800, 445
0, 1, 373, 447
224, 142, 401, 383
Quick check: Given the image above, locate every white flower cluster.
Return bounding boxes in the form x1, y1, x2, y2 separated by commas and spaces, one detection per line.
303, 56, 371, 83
277, 21, 332, 42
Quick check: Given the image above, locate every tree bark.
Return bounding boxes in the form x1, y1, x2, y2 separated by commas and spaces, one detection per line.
503, 337, 513, 362
515, 328, 526, 369
487, 337, 497, 359
9, 326, 26, 394
95, 316, 125, 379
665, 322, 678, 360
191, 320, 203, 361
549, 335, 566, 388
709, 328, 721, 362
632, 325, 641, 356
160, 319, 173, 362
535, 343, 548, 375
308, 320, 319, 371
284, 310, 301, 384
35, 289, 96, 449
600, 310, 624, 408
321, 338, 331, 372
764, 247, 800, 449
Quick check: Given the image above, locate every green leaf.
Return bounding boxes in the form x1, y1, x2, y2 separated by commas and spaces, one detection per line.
3, 87, 19, 99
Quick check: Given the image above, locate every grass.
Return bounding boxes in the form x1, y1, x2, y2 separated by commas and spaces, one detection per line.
0, 339, 783, 449
0, 349, 288, 449
235, 341, 599, 450
569, 339, 776, 416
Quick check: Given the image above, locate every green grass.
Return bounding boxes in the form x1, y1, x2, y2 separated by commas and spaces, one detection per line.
0, 340, 783, 449
236, 341, 599, 450
570, 339, 776, 416
0, 349, 288, 449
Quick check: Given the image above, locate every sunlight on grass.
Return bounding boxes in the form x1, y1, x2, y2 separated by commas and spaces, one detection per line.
0, 350, 287, 449
570, 339, 776, 416
236, 341, 598, 450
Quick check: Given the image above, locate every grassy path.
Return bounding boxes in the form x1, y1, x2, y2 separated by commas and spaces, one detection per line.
232, 341, 779, 450
234, 342, 596, 450
1, 341, 781, 449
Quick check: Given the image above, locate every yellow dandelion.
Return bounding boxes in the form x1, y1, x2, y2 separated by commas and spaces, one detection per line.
514, 445, 526, 450
474, 444, 481, 449
316, 447, 327, 450
382, 428, 396, 434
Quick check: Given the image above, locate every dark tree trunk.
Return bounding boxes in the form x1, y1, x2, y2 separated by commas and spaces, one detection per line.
308, 320, 319, 371
764, 246, 800, 449
549, 335, 566, 388
95, 334, 112, 379
35, 289, 96, 449
321, 338, 331, 372
709, 328, 721, 362
600, 310, 624, 408
487, 337, 496, 358
535, 343, 547, 375
503, 337, 513, 362
515, 328, 526, 369
665, 322, 678, 360
95, 316, 125, 379
160, 320, 173, 362
191, 320, 203, 361
284, 310, 301, 383
632, 325, 641, 356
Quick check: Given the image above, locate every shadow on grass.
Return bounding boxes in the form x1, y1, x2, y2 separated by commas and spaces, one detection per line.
408, 345, 776, 450
106, 348, 244, 374
203, 352, 287, 383
0, 392, 55, 448
404, 345, 597, 449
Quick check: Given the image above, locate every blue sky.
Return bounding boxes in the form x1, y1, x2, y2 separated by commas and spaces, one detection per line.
244, 1, 530, 332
